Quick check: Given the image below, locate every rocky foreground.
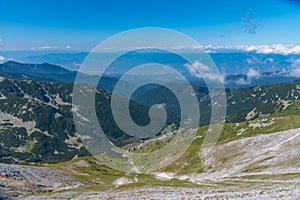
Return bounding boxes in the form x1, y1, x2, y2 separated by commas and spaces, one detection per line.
1, 161, 299, 199
0, 163, 83, 199
20, 185, 300, 200
0, 164, 299, 200
1, 128, 300, 199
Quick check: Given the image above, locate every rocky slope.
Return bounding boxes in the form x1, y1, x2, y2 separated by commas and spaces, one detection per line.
0, 163, 82, 198
0, 127, 295, 199
0, 76, 152, 164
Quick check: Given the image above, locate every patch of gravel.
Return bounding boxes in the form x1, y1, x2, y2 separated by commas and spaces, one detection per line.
21, 186, 300, 200
0, 163, 83, 197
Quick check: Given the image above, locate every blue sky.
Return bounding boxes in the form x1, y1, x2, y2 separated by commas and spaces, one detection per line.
0, 0, 299, 50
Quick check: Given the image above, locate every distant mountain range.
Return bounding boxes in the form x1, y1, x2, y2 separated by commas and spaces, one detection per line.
1, 50, 300, 88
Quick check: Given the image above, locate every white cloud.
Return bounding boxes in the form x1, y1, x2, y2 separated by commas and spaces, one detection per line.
247, 68, 261, 79
246, 59, 254, 65
201, 72, 224, 83
184, 63, 199, 77
236, 68, 261, 85
66, 45, 72, 49
38, 46, 52, 49
31, 45, 57, 50
0, 56, 5, 61
73, 62, 81, 67
288, 59, 300, 77
202, 44, 300, 55
108, 44, 300, 55
246, 56, 260, 65
254, 44, 300, 55
190, 61, 210, 71
184, 61, 223, 83
265, 58, 274, 63
242, 11, 257, 34
236, 77, 251, 85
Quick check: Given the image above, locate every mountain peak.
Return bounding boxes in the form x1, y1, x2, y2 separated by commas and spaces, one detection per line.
4, 60, 22, 65
2, 61, 71, 74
